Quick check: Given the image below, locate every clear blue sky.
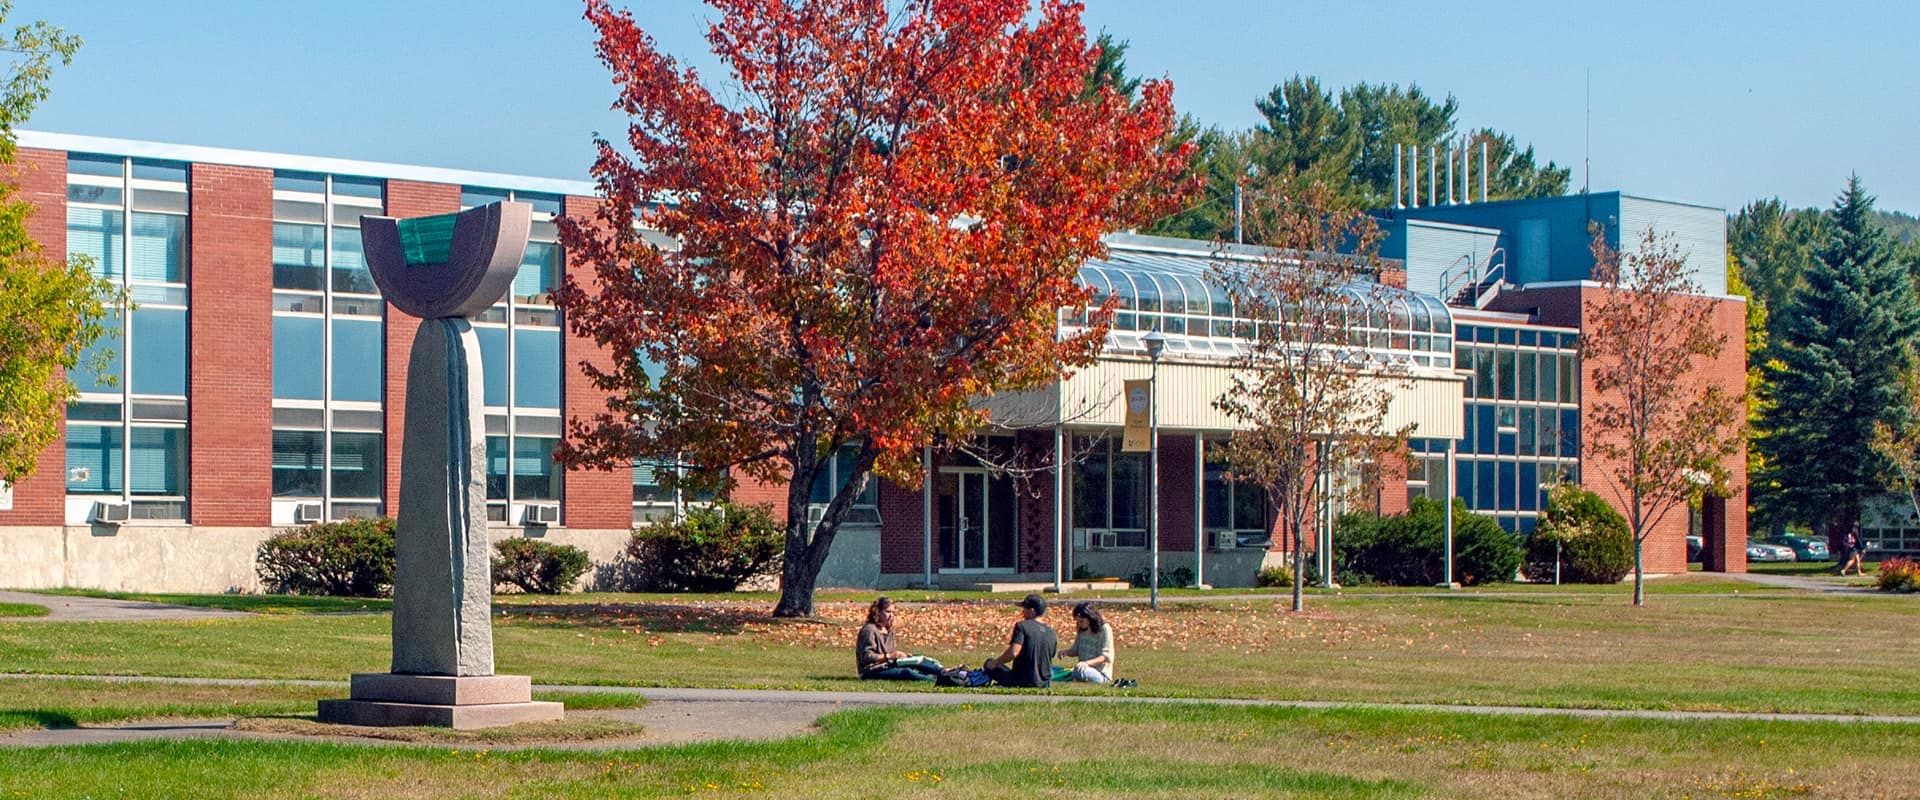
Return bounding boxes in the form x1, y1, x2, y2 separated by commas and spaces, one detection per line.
16, 0, 1920, 214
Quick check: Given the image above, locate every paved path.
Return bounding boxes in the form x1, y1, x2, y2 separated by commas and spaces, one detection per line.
1719, 571, 1879, 594
0, 591, 249, 622
3, 674, 1917, 751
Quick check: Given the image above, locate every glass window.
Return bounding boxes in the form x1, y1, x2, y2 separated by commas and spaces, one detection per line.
1455, 459, 1473, 504
836, 445, 877, 506
72, 310, 123, 395
130, 308, 187, 396
1518, 408, 1536, 454
65, 424, 123, 493
513, 328, 560, 409
128, 427, 186, 495
331, 432, 384, 499
1518, 353, 1537, 401
477, 327, 508, 407
1539, 354, 1559, 403
273, 316, 325, 400
462, 187, 512, 208
634, 460, 671, 503
1071, 438, 1108, 529
1495, 351, 1515, 400
486, 435, 509, 500
330, 226, 377, 294
1204, 460, 1230, 531
272, 223, 326, 290
1476, 461, 1496, 509
1110, 451, 1146, 530
1560, 410, 1580, 458
128, 213, 186, 283
1474, 405, 1495, 453
1498, 462, 1516, 511
272, 429, 324, 497
513, 436, 560, 500
1233, 480, 1267, 532
67, 153, 124, 177
1559, 355, 1578, 403
331, 319, 384, 403
515, 242, 558, 302
274, 171, 327, 194
332, 176, 384, 199
1474, 349, 1494, 397
67, 206, 123, 280
1520, 463, 1539, 511
130, 160, 187, 182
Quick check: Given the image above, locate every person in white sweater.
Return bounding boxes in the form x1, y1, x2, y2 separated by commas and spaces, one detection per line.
1060, 602, 1115, 684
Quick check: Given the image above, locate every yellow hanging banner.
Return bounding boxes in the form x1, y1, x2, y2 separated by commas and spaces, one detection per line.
1121, 378, 1152, 452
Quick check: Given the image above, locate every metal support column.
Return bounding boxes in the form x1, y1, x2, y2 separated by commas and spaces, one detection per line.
1193, 433, 1205, 589
1053, 427, 1065, 594
922, 444, 934, 589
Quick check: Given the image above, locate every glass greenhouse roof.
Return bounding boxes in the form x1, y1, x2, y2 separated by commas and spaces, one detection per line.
1066, 243, 1456, 369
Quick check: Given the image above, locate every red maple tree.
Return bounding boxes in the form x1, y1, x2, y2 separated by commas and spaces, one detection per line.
555, 0, 1192, 616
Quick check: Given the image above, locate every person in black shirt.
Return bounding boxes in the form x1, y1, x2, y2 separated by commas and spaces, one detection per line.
982, 593, 1058, 688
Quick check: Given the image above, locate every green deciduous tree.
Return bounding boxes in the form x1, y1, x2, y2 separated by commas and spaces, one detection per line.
0, 4, 116, 484
1756, 177, 1920, 548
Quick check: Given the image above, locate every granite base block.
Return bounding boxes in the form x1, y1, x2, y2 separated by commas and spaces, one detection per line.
316, 698, 564, 729
316, 673, 563, 730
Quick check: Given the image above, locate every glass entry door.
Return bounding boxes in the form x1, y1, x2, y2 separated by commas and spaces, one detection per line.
938, 469, 1015, 573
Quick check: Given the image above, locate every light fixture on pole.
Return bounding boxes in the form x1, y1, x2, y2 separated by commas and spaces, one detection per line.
1142, 329, 1168, 611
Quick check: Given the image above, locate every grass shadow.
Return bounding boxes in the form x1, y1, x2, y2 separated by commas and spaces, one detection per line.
0, 710, 80, 729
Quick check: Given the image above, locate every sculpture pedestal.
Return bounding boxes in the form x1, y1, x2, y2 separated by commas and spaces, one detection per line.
317, 674, 563, 730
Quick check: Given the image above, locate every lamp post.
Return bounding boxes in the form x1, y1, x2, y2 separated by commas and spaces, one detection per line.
1142, 330, 1167, 611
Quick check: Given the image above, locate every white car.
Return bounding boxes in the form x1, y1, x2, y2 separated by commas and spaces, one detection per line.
1746, 543, 1797, 562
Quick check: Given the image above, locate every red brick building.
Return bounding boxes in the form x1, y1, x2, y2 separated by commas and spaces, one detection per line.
0, 133, 1746, 591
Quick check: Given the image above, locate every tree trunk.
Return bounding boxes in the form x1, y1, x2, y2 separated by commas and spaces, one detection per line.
1632, 537, 1645, 607
773, 532, 821, 617
1291, 521, 1305, 613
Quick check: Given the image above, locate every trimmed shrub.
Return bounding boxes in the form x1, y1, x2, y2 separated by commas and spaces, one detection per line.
1523, 485, 1634, 584
1127, 565, 1194, 589
1333, 497, 1519, 586
256, 517, 396, 597
1877, 557, 1920, 593
1255, 565, 1293, 588
492, 538, 592, 594
619, 502, 784, 592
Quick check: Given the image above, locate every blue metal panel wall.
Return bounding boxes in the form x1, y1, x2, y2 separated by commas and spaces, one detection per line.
1384, 193, 1624, 287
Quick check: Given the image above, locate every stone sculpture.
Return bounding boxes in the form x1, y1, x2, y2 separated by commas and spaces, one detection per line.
316, 201, 563, 728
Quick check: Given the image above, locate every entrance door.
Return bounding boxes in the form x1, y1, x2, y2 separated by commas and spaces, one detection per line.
938, 469, 1016, 573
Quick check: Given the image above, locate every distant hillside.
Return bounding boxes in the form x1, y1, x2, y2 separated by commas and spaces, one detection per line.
1880, 210, 1920, 243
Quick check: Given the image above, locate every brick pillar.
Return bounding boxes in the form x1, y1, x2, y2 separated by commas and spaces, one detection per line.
1016, 431, 1057, 575
878, 477, 926, 578
557, 195, 632, 529
1156, 434, 1196, 552
188, 164, 275, 525
0, 148, 71, 525
380, 181, 460, 514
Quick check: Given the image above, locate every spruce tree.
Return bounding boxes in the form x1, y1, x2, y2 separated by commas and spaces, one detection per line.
1756, 177, 1920, 545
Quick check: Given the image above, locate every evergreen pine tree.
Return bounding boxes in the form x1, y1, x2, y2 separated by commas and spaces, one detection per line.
1756, 176, 1920, 545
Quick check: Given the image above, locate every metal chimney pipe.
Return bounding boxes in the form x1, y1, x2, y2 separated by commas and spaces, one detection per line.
1410, 146, 1419, 207
1480, 140, 1489, 202
1428, 146, 1437, 209
1446, 144, 1455, 205
1394, 143, 1403, 209
1460, 138, 1471, 205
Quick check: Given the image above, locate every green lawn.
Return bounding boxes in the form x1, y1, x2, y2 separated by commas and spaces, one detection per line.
0, 678, 644, 732
0, 702, 1911, 798
0, 601, 49, 618
4, 580, 1916, 715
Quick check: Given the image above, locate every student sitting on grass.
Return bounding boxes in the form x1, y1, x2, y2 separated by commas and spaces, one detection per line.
982, 593, 1058, 688
855, 596, 945, 681
1058, 602, 1114, 685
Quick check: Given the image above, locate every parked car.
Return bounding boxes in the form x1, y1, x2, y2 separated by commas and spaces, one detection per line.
1746, 542, 1797, 562
1760, 534, 1829, 562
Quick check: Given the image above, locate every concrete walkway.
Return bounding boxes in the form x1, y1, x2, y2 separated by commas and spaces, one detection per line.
0, 591, 249, 622
3, 674, 1917, 751
1719, 571, 1880, 594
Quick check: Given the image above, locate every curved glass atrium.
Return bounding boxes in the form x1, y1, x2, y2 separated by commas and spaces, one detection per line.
1064, 242, 1455, 369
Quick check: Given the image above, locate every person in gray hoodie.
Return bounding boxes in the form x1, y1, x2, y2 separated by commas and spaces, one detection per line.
854, 596, 945, 681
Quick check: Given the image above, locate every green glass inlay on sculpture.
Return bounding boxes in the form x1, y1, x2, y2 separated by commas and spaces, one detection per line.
397, 213, 459, 266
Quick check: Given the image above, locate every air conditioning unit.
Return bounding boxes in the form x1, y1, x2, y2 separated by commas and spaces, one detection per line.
1072, 528, 1092, 550
523, 503, 561, 526
1094, 531, 1118, 550
806, 504, 826, 526
90, 501, 131, 525
1208, 529, 1237, 551
293, 502, 325, 524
